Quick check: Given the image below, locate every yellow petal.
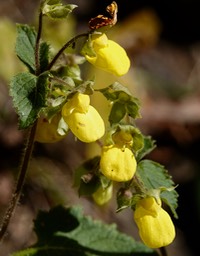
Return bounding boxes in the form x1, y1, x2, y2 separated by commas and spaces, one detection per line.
63, 105, 105, 143
62, 93, 90, 116
100, 145, 136, 182
85, 34, 130, 76
134, 197, 175, 248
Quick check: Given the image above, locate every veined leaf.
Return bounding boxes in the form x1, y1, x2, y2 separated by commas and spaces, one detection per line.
137, 160, 178, 218
16, 24, 36, 73
12, 206, 158, 256
10, 72, 48, 129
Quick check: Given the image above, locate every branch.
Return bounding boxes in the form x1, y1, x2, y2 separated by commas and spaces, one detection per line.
47, 32, 89, 70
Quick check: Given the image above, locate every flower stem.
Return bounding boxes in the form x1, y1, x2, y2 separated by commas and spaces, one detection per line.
159, 247, 168, 256
35, 11, 43, 75
0, 121, 37, 242
47, 32, 89, 70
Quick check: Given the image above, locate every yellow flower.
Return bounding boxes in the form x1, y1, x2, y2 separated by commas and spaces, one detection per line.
100, 144, 136, 182
35, 114, 67, 143
62, 93, 105, 143
84, 34, 130, 76
92, 183, 113, 206
134, 197, 175, 248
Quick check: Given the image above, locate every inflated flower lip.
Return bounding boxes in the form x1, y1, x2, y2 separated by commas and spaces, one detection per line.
62, 93, 105, 143
100, 144, 136, 182
134, 197, 175, 248
84, 33, 130, 76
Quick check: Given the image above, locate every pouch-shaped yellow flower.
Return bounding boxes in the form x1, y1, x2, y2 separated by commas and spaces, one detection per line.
35, 114, 67, 143
62, 93, 105, 143
85, 34, 130, 76
100, 145, 136, 182
134, 197, 175, 248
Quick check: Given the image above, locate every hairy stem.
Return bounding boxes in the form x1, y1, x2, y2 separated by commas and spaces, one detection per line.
47, 32, 89, 70
159, 247, 168, 256
35, 12, 43, 75
0, 121, 37, 242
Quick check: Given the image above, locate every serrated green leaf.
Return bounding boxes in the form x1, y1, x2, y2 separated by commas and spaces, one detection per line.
137, 160, 178, 218
109, 101, 126, 124
15, 24, 36, 73
64, 207, 158, 255
12, 206, 158, 256
10, 72, 48, 129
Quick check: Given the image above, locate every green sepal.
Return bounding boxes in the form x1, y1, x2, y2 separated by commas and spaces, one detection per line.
136, 159, 178, 218
109, 101, 126, 124
74, 156, 101, 196
81, 33, 97, 57
99, 82, 141, 124
42, 3, 77, 20
15, 24, 36, 73
10, 72, 48, 129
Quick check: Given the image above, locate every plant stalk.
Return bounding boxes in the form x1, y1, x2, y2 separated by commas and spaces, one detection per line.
47, 32, 89, 70
159, 247, 168, 256
35, 12, 43, 75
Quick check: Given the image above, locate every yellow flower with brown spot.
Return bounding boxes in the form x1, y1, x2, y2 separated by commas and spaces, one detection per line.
134, 197, 175, 248
100, 144, 136, 182
84, 34, 130, 76
62, 93, 105, 143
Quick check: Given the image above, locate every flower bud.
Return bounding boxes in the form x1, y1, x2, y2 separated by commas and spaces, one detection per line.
92, 183, 113, 205
84, 34, 130, 76
100, 145, 136, 182
134, 197, 175, 248
62, 93, 105, 143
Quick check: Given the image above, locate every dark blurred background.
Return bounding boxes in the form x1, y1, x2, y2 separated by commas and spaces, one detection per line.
0, 0, 200, 255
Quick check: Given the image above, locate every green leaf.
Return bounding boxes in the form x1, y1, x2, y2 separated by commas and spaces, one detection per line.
15, 24, 36, 73
137, 160, 178, 218
136, 136, 156, 161
64, 207, 158, 255
10, 72, 48, 129
12, 206, 158, 256
99, 82, 141, 121
99, 82, 132, 101
109, 101, 126, 124
126, 99, 141, 119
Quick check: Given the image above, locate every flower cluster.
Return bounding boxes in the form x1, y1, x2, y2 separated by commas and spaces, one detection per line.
33, 9, 177, 250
